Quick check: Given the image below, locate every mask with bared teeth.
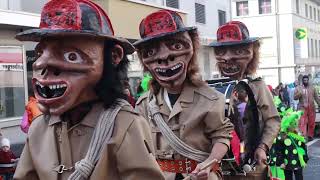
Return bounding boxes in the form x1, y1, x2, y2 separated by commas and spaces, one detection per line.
138, 32, 194, 92
210, 21, 260, 80
214, 44, 254, 80
32, 37, 105, 115
16, 0, 135, 116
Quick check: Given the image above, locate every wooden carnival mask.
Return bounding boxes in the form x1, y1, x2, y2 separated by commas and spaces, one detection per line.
214, 43, 254, 80
135, 10, 197, 92
211, 21, 258, 80
139, 32, 194, 92
32, 37, 105, 115
16, 0, 134, 115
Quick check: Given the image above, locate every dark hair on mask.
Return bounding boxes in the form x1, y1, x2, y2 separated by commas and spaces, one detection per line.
302, 75, 309, 80
94, 41, 128, 109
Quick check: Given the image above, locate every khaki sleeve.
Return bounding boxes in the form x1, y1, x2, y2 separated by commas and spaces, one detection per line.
256, 81, 281, 148
116, 115, 165, 180
205, 93, 233, 148
13, 138, 39, 180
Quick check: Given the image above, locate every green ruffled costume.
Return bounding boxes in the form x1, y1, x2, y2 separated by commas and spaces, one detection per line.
269, 97, 308, 180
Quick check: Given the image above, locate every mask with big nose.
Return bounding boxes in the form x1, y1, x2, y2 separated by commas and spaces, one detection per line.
32, 37, 104, 115
214, 43, 254, 80
140, 32, 194, 92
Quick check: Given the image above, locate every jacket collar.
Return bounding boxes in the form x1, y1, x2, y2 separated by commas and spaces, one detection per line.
155, 81, 218, 121
48, 103, 104, 128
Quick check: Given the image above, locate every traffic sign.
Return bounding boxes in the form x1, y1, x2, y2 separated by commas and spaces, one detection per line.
295, 28, 307, 40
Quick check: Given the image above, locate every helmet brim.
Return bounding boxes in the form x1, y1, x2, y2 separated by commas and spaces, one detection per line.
209, 37, 259, 47
133, 26, 197, 47
16, 29, 135, 54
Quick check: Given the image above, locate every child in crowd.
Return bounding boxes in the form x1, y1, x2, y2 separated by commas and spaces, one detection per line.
0, 138, 18, 180
269, 110, 308, 180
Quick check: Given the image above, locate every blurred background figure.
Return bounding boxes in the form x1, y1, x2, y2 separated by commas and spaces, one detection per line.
294, 75, 320, 141
135, 73, 152, 100
282, 84, 290, 108
20, 89, 42, 134
0, 137, 18, 180
288, 81, 299, 111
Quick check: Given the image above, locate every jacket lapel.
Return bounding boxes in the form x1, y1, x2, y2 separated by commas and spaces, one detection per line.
168, 82, 194, 122
156, 89, 171, 118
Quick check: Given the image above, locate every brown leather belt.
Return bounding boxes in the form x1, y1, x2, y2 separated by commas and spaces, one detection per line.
156, 159, 198, 174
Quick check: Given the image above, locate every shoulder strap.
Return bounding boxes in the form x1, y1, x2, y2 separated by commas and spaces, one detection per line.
68, 99, 129, 180
237, 80, 260, 161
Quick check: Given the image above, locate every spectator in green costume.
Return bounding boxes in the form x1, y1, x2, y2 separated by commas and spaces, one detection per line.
269, 108, 308, 180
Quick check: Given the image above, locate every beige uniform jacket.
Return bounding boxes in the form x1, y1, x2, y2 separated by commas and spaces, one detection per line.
14, 103, 164, 180
136, 82, 233, 179
245, 80, 281, 149
294, 85, 320, 110
225, 79, 280, 180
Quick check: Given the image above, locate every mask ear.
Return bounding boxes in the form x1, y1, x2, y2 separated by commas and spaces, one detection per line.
111, 44, 124, 65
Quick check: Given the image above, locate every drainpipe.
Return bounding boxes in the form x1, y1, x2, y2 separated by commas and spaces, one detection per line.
229, 0, 232, 21
275, 0, 282, 84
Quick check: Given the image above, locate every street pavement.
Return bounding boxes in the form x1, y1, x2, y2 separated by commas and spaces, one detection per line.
305, 139, 320, 180
303, 113, 320, 180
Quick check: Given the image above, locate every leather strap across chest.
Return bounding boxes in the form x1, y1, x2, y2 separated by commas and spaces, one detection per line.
148, 94, 210, 162
66, 99, 129, 180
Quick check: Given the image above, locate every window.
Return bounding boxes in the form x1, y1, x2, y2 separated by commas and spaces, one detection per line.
314, 7, 317, 21
236, 1, 248, 16
218, 10, 226, 26
311, 38, 314, 57
195, 3, 206, 24
318, 9, 320, 21
0, 46, 25, 119
296, 0, 300, 14
166, 0, 179, 9
203, 51, 210, 80
259, 0, 271, 14
318, 40, 320, 57
310, 6, 312, 19
305, 4, 308, 17
308, 38, 310, 56
316, 40, 318, 57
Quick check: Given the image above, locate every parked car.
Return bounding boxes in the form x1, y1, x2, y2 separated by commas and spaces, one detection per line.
207, 78, 236, 116
207, 78, 236, 103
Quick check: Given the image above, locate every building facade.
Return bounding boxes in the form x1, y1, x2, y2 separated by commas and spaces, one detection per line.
231, 0, 320, 87
0, 0, 45, 144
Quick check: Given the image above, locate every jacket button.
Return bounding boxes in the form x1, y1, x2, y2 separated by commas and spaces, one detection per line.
73, 129, 84, 136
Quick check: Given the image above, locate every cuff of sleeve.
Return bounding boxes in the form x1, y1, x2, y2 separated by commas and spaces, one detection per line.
213, 138, 230, 149
259, 140, 271, 151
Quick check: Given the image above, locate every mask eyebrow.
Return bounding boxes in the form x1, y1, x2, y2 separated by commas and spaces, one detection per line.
166, 36, 191, 44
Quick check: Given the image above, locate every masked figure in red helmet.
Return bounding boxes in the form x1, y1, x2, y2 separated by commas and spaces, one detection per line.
134, 10, 234, 180
210, 21, 280, 179
13, 0, 164, 179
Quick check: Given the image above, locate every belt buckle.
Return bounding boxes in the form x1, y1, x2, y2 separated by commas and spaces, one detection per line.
185, 158, 192, 175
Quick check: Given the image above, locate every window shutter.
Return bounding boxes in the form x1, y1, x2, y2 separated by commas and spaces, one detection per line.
166, 0, 179, 9
195, 3, 206, 24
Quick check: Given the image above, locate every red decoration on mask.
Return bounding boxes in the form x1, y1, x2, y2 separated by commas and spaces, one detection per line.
40, 0, 82, 30
143, 10, 177, 38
